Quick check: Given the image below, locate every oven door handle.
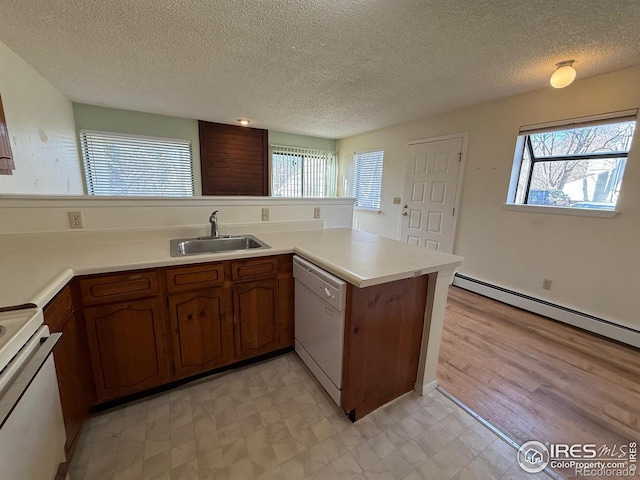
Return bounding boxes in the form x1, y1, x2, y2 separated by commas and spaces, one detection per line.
0, 332, 62, 429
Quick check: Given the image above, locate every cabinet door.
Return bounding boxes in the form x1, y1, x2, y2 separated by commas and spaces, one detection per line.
233, 279, 279, 359
168, 288, 234, 379
84, 298, 170, 402
44, 286, 92, 459
276, 255, 294, 349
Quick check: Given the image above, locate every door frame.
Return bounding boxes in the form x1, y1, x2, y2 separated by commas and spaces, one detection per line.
397, 132, 469, 253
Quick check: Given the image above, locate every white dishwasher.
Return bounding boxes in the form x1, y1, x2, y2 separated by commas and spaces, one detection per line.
293, 255, 347, 405
0, 309, 66, 480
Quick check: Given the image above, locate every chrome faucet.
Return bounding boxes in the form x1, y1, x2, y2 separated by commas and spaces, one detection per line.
209, 210, 220, 238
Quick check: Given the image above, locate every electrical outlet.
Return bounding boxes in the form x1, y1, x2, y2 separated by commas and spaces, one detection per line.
314, 207, 321, 219
68, 211, 84, 229
542, 279, 552, 290
261, 207, 270, 221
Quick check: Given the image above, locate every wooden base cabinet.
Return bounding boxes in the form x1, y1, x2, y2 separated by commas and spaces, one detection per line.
233, 279, 279, 360
44, 285, 93, 460
76, 254, 294, 405
341, 275, 429, 421
168, 288, 235, 379
84, 298, 171, 401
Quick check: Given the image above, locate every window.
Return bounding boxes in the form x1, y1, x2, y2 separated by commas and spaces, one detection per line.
353, 150, 384, 210
508, 113, 636, 211
80, 130, 194, 196
271, 145, 337, 197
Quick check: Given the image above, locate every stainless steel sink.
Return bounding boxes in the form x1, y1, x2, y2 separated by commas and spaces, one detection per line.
170, 235, 270, 257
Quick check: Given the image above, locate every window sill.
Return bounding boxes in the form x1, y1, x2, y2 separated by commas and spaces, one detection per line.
503, 204, 619, 218
354, 207, 381, 214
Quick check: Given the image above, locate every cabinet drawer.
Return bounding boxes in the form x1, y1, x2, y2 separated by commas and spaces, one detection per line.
44, 285, 74, 331
231, 257, 279, 282
166, 263, 225, 293
79, 271, 159, 305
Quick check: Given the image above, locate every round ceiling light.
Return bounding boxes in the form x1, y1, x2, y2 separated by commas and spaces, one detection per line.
550, 60, 576, 89
237, 119, 251, 126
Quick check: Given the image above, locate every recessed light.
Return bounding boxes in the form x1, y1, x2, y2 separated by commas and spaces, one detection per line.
237, 119, 251, 126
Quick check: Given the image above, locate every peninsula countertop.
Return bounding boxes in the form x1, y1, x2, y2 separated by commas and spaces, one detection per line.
0, 226, 462, 308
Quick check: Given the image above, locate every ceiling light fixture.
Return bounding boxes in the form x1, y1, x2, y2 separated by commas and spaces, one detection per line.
550, 60, 576, 89
237, 119, 251, 126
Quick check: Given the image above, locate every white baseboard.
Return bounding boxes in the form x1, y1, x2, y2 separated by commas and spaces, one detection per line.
415, 379, 439, 396
452, 274, 640, 349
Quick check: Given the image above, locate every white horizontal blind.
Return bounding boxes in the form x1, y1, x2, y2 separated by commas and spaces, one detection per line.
271, 145, 337, 197
80, 130, 194, 196
353, 150, 384, 210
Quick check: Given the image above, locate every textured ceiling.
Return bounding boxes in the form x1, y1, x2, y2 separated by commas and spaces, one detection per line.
1, 1, 640, 139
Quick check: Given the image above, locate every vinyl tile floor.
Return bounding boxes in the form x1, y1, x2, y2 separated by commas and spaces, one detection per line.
69, 353, 550, 480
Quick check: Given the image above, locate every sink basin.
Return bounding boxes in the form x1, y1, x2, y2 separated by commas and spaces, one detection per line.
170, 235, 270, 257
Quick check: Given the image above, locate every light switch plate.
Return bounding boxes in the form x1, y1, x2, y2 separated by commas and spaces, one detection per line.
393, 197, 402, 204
261, 208, 270, 221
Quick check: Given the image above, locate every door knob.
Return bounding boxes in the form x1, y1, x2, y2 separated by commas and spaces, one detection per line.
402, 211, 408, 216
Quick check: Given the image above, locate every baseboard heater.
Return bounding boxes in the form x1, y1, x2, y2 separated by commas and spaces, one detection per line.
452, 274, 640, 349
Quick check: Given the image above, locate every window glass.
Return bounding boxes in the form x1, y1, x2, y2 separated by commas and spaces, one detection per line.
530, 122, 635, 158
509, 117, 635, 211
353, 151, 384, 210
81, 130, 193, 196
271, 146, 337, 197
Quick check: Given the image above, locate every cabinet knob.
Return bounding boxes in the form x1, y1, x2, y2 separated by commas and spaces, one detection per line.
187, 314, 193, 320
199, 311, 205, 317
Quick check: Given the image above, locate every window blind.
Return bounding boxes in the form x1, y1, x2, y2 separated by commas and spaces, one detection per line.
80, 130, 194, 196
353, 150, 384, 210
271, 145, 337, 197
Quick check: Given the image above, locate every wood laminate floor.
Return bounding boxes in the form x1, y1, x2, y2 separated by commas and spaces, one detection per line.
438, 286, 640, 476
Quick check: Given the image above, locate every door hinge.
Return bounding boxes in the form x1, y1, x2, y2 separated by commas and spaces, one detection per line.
452, 207, 455, 216
457, 152, 462, 162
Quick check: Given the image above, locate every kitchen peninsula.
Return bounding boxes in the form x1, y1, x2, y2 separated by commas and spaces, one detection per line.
0, 221, 462, 455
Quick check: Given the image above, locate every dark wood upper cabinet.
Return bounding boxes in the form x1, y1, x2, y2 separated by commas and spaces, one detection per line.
199, 121, 269, 196
0, 94, 15, 175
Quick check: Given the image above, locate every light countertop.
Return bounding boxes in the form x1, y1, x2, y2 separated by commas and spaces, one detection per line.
0, 227, 462, 308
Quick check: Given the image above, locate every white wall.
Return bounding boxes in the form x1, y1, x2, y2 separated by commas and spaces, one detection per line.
0, 196, 354, 234
337, 65, 640, 332
0, 40, 83, 194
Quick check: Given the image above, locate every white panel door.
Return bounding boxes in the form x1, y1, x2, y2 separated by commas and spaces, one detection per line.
401, 137, 463, 252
